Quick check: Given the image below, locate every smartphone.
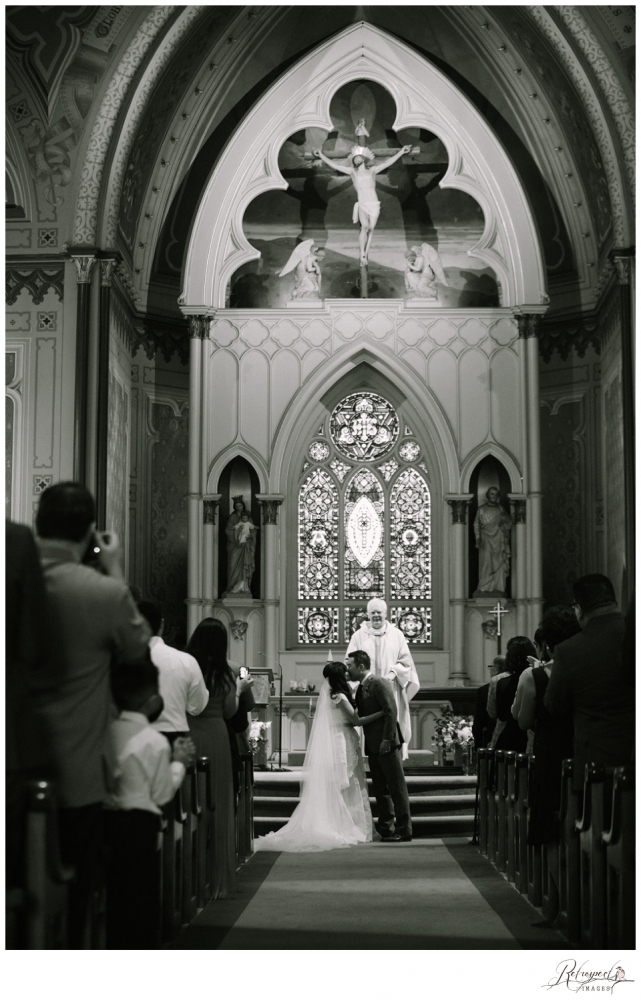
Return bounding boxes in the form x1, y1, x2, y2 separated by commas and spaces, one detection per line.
81, 532, 102, 569
239, 667, 249, 679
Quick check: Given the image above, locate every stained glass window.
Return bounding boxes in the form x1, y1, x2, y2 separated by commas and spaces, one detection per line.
330, 392, 399, 461
390, 469, 431, 600
298, 469, 338, 600
296, 391, 432, 645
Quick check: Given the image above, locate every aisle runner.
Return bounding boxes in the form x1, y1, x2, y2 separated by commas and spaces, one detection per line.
171, 840, 565, 950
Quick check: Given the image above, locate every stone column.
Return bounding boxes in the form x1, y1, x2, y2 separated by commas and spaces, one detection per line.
186, 315, 209, 639
95, 255, 119, 528
256, 494, 284, 679
69, 251, 97, 484
518, 313, 544, 635
611, 249, 635, 606
202, 494, 221, 616
445, 494, 473, 685
508, 494, 528, 635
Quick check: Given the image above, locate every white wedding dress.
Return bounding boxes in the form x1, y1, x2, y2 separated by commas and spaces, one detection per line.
254, 681, 372, 852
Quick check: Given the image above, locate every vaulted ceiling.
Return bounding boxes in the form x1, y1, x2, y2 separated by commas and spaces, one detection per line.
6, 5, 635, 323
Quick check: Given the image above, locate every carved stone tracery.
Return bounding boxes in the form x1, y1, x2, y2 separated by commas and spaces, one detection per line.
6, 265, 65, 305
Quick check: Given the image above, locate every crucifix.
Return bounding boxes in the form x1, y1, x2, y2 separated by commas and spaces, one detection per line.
487, 601, 510, 654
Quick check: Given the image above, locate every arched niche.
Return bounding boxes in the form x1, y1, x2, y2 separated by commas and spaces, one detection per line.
468, 455, 513, 599
229, 78, 498, 308
217, 455, 261, 599
181, 22, 546, 310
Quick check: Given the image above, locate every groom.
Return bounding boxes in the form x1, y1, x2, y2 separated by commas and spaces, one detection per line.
347, 650, 412, 842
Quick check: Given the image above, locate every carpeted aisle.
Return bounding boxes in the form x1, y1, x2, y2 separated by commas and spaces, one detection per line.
170, 838, 566, 950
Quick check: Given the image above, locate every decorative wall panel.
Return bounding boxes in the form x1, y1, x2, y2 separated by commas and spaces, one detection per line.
34, 338, 55, 467
540, 399, 584, 604
106, 367, 129, 544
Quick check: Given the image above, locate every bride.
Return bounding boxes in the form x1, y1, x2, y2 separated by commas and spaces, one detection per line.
254, 662, 384, 852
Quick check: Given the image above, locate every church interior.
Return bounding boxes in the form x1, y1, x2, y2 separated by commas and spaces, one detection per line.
5, 5, 635, 961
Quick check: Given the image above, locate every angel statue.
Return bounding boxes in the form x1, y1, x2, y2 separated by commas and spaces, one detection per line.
404, 243, 448, 300
279, 240, 326, 300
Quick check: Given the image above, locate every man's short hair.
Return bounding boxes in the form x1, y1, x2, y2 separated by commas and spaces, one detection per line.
111, 656, 158, 712
573, 574, 616, 613
538, 606, 581, 651
348, 650, 370, 670
36, 482, 95, 542
137, 599, 163, 636
492, 655, 506, 669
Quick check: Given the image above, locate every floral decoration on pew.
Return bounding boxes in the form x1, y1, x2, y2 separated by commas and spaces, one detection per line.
288, 679, 316, 694
249, 720, 269, 756
432, 708, 474, 749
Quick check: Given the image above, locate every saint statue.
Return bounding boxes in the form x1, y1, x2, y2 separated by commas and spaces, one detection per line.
278, 240, 325, 299
312, 143, 412, 265
404, 243, 448, 300
224, 496, 258, 596
473, 487, 513, 595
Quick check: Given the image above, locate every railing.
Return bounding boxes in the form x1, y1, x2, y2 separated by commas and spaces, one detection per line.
476, 749, 634, 948
9, 753, 255, 950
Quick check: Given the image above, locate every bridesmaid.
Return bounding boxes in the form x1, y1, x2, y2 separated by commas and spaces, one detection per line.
186, 618, 253, 898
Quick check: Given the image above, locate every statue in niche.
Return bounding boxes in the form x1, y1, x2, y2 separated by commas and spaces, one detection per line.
225, 496, 258, 595
279, 239, 326, 299
473, 487, 513, 595
312, 143, 412, 265
404, 243, 448, 300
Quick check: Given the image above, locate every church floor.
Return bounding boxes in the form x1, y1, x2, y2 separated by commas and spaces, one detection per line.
169, 838, 566, 950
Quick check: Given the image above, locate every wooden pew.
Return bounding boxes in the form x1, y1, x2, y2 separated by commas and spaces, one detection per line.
236, 758, 247, 864
526, 757, 542, 907
576, 763, 607, 948
495, 750, 508, 873
196, 757, 213, 908
602, 765, 635, 949
513, 754, 529, 893
486, 749, 498, 864
504, 751, 517, 882
181, 763, 199, 924
477, 749, 490, 856
25, 781, 75, 949
558, 759, 581, 944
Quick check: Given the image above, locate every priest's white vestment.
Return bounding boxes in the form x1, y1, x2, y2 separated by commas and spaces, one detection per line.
346, 621, 419, 759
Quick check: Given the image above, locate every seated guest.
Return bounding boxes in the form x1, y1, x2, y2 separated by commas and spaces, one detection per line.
545, 574, 634, 790
186, 618, 253, 898
34, 482, 151, 948
493, 637, 536, 752
473, 657, 505, 749
137, 600, 208, 746
105, 658, 195, 949
513, 606, 580, 927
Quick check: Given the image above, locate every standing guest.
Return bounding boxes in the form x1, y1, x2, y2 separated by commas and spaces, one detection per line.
545, 574, 634, 788
486, 654, 509, 747
105, 659, 195, 949
473, 657, 506, 749
186, 618, 253, 898
512, 606, 580, 928
226, 670, 256, 804
34, 482, 151, 947
494, 636, 536, 753
137, 600, 208, 746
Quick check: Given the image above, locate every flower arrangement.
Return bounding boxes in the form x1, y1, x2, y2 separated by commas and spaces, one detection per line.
289, 679, 316, 694
249, 720, 268, 756
432, 709, 475, 750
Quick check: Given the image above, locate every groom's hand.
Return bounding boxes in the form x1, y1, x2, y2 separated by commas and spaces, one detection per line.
379, 739, 391, 754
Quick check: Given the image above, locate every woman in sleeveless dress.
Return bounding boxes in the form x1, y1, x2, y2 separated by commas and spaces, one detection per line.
186, 618, 253, 898
254, 662, 384, 852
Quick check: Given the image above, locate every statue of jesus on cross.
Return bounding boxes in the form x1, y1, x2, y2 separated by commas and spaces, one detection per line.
312, 142, 412, 265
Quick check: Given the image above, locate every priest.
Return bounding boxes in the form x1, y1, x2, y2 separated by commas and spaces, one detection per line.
346, 598, 419, 759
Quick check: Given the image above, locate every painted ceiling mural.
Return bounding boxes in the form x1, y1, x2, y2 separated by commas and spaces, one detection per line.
229, 80, 498, 308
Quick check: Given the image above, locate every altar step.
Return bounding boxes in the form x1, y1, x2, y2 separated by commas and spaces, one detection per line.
253, 772, 477, 839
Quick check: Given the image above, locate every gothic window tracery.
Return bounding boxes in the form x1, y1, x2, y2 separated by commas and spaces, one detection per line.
297, 391, 432, 645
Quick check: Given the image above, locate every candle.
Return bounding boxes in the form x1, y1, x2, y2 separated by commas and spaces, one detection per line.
309, 697, 312, 715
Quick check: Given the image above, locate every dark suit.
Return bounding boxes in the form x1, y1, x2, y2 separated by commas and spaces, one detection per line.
472, 682, 493, 749
544, 610, 634, 789
356, 674, 411, 838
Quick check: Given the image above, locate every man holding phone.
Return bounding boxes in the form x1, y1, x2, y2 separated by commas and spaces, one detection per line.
347, 650, 412, 842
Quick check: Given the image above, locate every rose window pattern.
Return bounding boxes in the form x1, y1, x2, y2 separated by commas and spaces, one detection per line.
296, 392, 431, 645
330, 392, 399, 462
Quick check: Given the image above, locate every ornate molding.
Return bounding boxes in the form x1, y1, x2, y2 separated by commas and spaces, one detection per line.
203, 497, 220, 524
445, 494, 473, 524
70, 254, 97, 284
134, 315, 189, 365
100, 257, 118, 287
188, 314, 210, 339
230, 620, 248, 641
525, 7, 632, 246
74, 6, 179, 244
516, 313, 540, 339
610, 248, 634, 287
257, 494, 284, 525
6, 265, 64, 305
509, 496, 527, 523
539, 316, 600, 363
